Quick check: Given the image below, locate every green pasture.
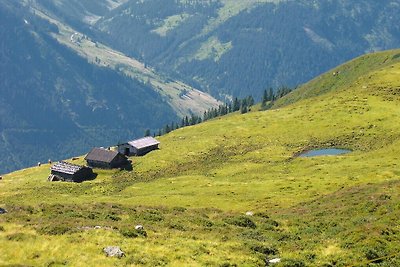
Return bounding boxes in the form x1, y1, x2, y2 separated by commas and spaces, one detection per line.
2, 50, 400, 266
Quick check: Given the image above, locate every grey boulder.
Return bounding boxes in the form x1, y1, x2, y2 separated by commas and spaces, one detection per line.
103, 246, 125, 258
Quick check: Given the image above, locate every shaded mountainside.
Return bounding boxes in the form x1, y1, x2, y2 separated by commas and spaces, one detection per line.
89, 0, 400, 99
2, 50, 400, 266
0, 3, 177, 173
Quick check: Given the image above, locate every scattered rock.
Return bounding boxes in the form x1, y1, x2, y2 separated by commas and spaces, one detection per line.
269, 258, 281, 264
135, 225, 144, 230
0, 208, 7, 214
94, 226, 102, 229
0, 176, 3, 180
245, 211, 254, 216
103, 246, 125, 258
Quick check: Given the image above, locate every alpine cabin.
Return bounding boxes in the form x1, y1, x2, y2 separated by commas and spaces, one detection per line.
85, 147, 129, 169
48, 161, 94, 182
118, 136, 160, 156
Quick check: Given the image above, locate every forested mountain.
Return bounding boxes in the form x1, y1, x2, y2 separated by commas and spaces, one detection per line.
87, 0, 400, 99
2, 0, 400, 173
0, 2, 179, 173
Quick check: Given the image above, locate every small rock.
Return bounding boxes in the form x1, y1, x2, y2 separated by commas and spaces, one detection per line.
103, 246, 125, 258
0, 208, 7, 214
94, 226, 102, 229
269, 258, 281, 264
245, 211, 254, 216
0, 176, 3, 180
135, 225, 144, 230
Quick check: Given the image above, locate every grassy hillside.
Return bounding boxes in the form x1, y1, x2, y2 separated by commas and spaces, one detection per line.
2, 50, 400, 266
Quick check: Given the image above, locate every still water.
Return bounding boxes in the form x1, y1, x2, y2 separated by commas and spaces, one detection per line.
299, 148, 351, 157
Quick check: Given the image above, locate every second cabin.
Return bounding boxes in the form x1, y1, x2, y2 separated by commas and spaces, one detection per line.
85, 147, 129, 169
118, 136, 160, 156
48, 161, 94, 183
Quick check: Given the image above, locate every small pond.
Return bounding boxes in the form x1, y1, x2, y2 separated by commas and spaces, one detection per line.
298, 148, 351, 158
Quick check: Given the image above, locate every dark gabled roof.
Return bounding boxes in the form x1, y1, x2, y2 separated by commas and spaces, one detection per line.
127, 137, 160, 149
84, 148, 120, 163
50, 161, 87, 175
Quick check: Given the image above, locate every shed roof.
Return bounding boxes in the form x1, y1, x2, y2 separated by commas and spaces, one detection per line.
51, 161, 87, 175
85, 148, 120, 163
127, 137, 160, 149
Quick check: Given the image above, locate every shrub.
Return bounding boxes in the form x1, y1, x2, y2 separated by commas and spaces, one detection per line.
6, 233, 34, 241
38, 225, 76, 235
120, 228, 147, 238
240, 230, 265, 241
250, 244, 278, 256
105, 214, 121, 221
281, 259, 306, 267
261, 218, 279, 230
225, 216, 256, 228
169, 222, 187, 231
142, 210, 164, 222
172, 206, 187, 212
0, 225, 4, 231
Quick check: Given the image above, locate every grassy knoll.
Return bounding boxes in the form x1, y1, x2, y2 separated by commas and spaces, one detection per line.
2, 50, 400, 266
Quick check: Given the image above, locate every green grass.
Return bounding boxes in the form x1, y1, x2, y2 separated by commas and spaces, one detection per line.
152, 13, 191, 37
2, 50, 400, 266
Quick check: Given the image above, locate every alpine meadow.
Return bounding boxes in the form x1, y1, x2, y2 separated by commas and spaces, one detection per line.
1, 0, 400, 267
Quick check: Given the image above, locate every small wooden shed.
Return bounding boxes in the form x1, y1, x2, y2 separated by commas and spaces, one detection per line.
85, 147, 129, 169
118, 136, 160, 156
48, 161, 94, 182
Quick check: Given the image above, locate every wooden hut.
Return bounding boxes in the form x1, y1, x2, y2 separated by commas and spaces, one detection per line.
48, 161, 94, 182
85, 147, 129, 169
118, 137, 160, 156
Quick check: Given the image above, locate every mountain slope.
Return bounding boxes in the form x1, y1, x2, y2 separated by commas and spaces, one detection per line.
90, 0, 400, 99
0, 3, 179, 173
30, 2, 220, 117
2, 50, 400, 266
274, 49, 400, 107
0, 2, 220, 173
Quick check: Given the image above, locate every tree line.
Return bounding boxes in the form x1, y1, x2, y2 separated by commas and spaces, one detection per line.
145, 86, 293, 137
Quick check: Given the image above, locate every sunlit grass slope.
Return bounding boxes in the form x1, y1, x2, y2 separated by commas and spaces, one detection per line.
2, 50, 400, 266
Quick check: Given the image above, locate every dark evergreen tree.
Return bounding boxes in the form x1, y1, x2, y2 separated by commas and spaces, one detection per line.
247, 96, 254, 106
203, 110, 208, 121
261, 89, 268, 109
144, 129, 151, 137
233, 97, 240, 112
240, 103, 248, 114
268, 87, 274, 101
164, 124, 171, 134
